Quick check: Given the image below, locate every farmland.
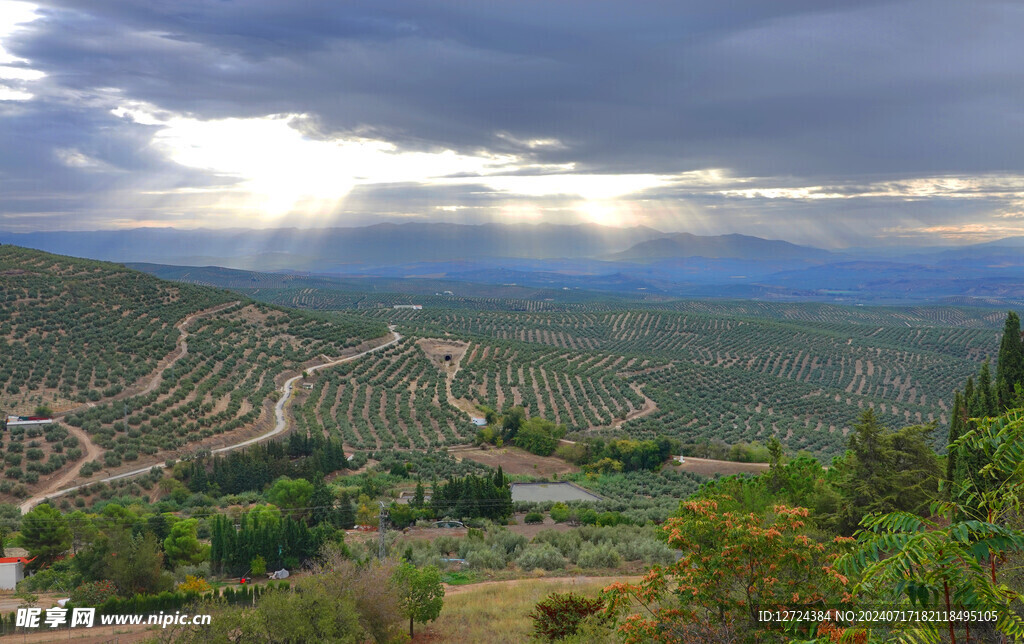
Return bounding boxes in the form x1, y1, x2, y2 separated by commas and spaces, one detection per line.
0, 245, 1007, 506
0, 247, 390, 502
345, 304, 998, 456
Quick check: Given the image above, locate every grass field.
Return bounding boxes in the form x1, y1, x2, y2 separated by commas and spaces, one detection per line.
423, 576, 638, 643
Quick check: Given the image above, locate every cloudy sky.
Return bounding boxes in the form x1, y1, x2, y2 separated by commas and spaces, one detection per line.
1, 0, 1023, 247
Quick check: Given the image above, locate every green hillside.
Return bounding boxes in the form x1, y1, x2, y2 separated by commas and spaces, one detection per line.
0, 246, 388, 500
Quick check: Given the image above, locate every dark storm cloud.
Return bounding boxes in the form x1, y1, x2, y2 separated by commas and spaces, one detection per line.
13, 0, 1020, 176
2, 0, 1024, 240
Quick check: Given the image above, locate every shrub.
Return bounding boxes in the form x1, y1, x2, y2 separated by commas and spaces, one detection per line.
524, 512, 544, 524
70, 580, 119, 606
176, 575, 211, 594
515, 544, 565, 571
465, 547, 505, 570
529, 592, 606, 641
550, 503, 570, 523
576, 543, 622, 569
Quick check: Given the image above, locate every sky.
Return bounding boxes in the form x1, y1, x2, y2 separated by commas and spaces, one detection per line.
1, 1, 1023, 247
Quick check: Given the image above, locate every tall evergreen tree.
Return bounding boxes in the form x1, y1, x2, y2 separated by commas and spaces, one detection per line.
337, 492, 356, 530
310, 482, 336, 527
412, 480, 425, 509
975, 360, 997, 417
946, 390, 965, 486
997, 311, 1024, 410
836, 409, 941, 535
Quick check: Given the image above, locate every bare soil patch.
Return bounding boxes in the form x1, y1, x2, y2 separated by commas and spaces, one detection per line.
669, 456, 770, 477
448, 445, 578, 477
417, 338, 469, 373
507, 514, 575, 539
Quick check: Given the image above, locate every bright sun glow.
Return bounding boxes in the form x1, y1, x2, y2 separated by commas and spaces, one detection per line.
114, 106, 672, 225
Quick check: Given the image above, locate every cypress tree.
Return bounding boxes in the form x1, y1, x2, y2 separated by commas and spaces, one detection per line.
310, 482, 335, 527
337, 492, 356, 529
946, 390, 964, 487
976, 360, 996, 417
997, 311, 1024, 410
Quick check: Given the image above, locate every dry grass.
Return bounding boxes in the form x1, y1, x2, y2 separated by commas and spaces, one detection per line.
669, 456, 770, 477
422, 576, 637, 643
449, 445, 578, 477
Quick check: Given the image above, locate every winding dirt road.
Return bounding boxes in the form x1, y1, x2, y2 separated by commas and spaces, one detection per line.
20, 325, 402, 513
19, 301, 240, 513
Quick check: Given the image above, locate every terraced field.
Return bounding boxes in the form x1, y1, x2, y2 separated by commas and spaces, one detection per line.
0, 247, 390, 501
3, 245, 1007, 497
294, 339, 474, 450
347, 305, 999, 455
450, 340, 646, 432
61, 302, 387, 467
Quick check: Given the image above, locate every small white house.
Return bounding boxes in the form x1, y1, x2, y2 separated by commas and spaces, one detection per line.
0, 557, 33, 590
470, 417, 487, 426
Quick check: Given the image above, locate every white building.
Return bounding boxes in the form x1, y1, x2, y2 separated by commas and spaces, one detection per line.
5, 416, 53, 429
470, 417, 487, 426
393, 304, 423, 310
0, 557, 32, 590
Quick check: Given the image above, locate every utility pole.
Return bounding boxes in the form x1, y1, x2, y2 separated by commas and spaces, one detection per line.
378, 501, 388, 560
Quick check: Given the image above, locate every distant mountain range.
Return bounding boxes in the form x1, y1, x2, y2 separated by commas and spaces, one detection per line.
0, 223, 664, 268
3, 223, 1023, 304
609, 232, 833, 262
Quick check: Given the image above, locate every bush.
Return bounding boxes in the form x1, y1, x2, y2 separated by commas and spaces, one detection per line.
524, 512, 544, 524
172, 563, 212, 583
70, 580, 119, 606
515, 544, 565, 571
465, 547, 506, 570
17, 558, 81, 592
576, 543, 622, 569
529, 592, 606, 641
176, 575, 211, 593
550, 503, 570, 523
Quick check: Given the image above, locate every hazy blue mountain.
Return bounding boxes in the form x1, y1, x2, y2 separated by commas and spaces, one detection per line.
608, 232, 833, 262
0, 223, 665, 267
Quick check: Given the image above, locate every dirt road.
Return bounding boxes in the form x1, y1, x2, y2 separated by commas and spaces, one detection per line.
20, 325, 401, 513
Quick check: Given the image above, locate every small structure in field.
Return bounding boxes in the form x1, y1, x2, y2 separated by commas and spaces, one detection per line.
510, 482, 602, 503
470, 417, 487, 426
5, 415, 53, 429
0, 557, 33, 590
393, 304, 423, 310
435, 519, 465, 528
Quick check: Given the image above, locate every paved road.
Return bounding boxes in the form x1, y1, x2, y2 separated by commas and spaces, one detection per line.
20, 326, 402, 513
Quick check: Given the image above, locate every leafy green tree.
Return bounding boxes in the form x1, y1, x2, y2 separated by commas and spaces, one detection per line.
163, 519, 208, 568
107, 530, 171, 595
356, 494, 378, 528
19, 504, 71, 569
605, 500, 851, 642
501, 406, 526, 441
841, 408, 1024, 642
267, 476, 314, 513
392, 562, 444, 639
